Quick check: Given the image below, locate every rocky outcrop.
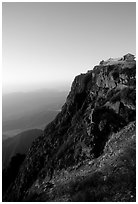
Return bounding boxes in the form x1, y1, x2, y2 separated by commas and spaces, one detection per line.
3, 54, 136, 202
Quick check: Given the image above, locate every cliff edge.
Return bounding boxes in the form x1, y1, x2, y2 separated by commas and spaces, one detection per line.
3, 54, 136, 202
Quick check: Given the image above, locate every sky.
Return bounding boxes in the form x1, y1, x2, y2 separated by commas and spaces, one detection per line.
2, 2, 136, 93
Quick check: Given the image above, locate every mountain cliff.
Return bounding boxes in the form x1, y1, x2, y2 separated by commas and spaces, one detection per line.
3, 54, 136, 202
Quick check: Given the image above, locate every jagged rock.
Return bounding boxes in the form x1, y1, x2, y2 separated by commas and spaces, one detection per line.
123, 53, 135, 61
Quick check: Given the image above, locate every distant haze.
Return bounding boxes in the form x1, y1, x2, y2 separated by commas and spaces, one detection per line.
2, 89, 68, 137
2, 2, 136, 93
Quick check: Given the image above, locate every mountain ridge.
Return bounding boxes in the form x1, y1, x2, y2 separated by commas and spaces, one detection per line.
3, 54, 136, 201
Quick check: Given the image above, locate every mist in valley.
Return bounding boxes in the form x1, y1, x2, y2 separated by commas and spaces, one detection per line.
2, 87, 69, 138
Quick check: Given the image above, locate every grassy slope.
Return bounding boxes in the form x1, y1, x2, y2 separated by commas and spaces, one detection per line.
25, 121, 136, 202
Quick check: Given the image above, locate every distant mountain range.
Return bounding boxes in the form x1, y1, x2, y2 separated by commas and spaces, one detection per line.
2, 89, 68, 138
2, 129, 43, 169
2, 109, 59, 138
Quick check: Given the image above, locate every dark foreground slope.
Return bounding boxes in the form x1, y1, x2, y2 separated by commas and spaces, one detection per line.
2, 129, 43, 169
3, 55, 136, 202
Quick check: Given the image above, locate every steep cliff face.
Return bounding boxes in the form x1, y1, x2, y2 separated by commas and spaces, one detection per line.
4, 55, 136, 201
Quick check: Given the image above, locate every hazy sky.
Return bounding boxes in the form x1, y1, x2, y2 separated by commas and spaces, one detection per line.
2, 2, 136, 93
